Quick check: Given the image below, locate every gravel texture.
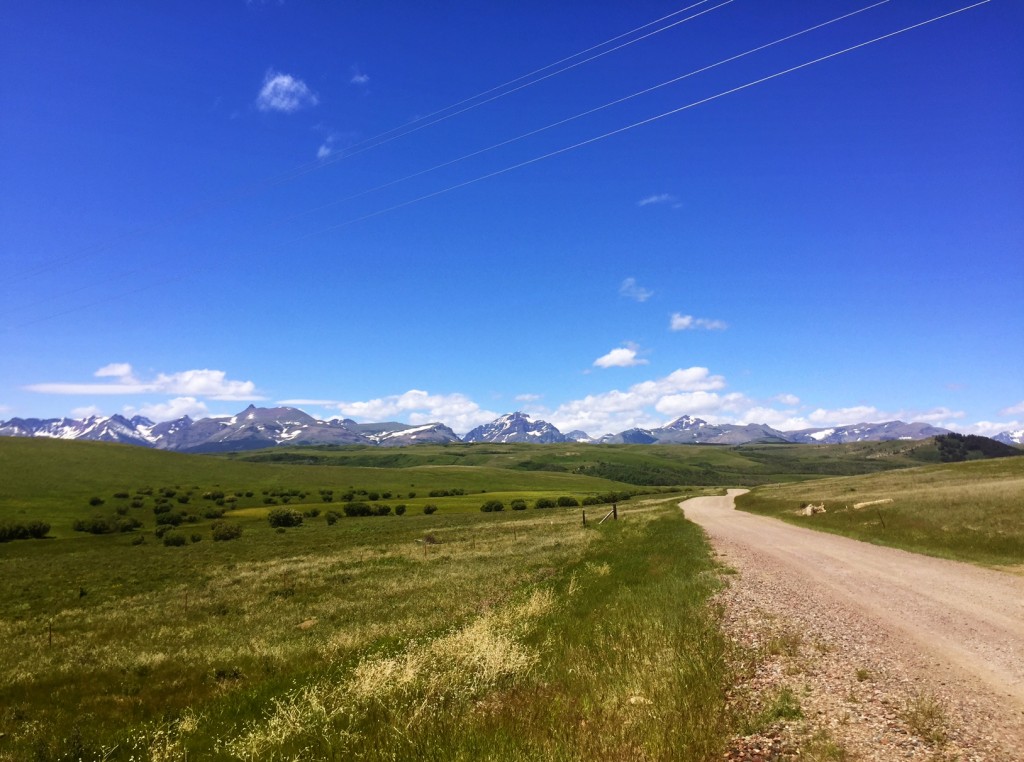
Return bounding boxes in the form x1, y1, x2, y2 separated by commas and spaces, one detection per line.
682, 490, 1024, 761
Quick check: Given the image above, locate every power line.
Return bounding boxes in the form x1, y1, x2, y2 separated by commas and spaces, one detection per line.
5, 0, 729, 284
284, 0, 891, 224
308, 1, 734, 168
9, 0, 992, 329
287, 1, 993, 241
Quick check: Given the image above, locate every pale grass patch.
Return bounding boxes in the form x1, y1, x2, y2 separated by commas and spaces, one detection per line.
230, 586, 557, 759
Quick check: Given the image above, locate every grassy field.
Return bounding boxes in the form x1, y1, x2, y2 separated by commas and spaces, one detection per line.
228, 437, 952, 487
0, 437, 737, 760
0, 491, 730, 761
0, 438, 648, 535
736, 457, 1024, 567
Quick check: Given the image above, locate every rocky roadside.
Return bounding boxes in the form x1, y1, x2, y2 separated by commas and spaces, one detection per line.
714, 545, 1019, 761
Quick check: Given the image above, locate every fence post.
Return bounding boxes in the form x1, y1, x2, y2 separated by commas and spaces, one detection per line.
582, 510, 587, 527
613, 503, 618, 521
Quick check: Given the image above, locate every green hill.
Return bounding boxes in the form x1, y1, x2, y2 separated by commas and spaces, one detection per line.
736, 457, 1024, 566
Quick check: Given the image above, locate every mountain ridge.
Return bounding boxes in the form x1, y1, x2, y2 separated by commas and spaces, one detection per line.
0, 406, 1001, 451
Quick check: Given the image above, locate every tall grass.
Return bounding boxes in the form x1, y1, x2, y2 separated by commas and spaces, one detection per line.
1, 496, 730, 760
736, 458, 1024, 566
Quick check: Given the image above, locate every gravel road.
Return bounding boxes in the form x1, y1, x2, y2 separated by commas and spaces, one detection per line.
683, 489, 1024, 760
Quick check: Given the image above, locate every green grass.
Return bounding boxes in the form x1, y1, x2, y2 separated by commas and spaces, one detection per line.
0, 495, 730, 761
736, 458, 1024, 566
0, 438, 644, 534
228, 437, 951, 487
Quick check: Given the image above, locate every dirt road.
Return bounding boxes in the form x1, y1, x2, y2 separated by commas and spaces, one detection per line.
683, 489, 1024, 755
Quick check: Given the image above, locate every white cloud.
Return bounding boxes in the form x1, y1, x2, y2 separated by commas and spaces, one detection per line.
26, 364, 264, 401
335, 389, 498, 435
125, 397, 210, 422
546, 366, 727, 434
637, 193, 680, 208
317, 141, 334, 159
593, 346, 648, 369
963, 420, 1022, 437
95, 362, 136, 381
670, 312, 727, 331
350, 70, 370, 85
774, 393, 800, 406
256, 70, 318, 113
1001, 401, 1024, 416
71, 405, 103, 419
277, 398, 340, 407
515, 393, 541, 402
655, 391, 748, 418
619, 277, 653, 302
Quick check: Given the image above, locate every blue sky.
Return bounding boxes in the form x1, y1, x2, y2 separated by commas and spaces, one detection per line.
2, 0, 1022, 437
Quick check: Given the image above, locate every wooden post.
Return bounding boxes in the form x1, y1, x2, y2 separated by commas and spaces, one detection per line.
613, 503, 618, 521
876, 509, 886, 529
513, 527, 517, 541
582, 510, 587, 527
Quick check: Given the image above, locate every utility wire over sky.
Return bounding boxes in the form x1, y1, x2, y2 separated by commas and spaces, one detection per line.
5, 0, 731, 285
7, 0, 992, 329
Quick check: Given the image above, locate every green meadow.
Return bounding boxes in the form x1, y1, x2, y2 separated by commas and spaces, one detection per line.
0, 438, 728, 760
736, 457, 1024, 567
1, 436, 1021, 760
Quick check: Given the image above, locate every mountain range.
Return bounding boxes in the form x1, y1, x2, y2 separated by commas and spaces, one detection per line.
3, 405, 1019, 451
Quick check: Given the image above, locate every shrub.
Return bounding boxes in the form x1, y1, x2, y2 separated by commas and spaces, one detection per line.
374, 504, 392, 516
481, 500, 504, 513
557, 496, 579, 507
367, 492, 380, 501
244, 491, 254, 498
88, 496, 105, 507
303, 508, 321, 518
408, 492, 416, 499
423, 504, 438, 515
130, 534, 146, 546
381, 491, 392, 499
582, 496, 601, 506
113, 491, 130, 499
211, 521, 243, 541
325, 510, 340, 525
267, 508, 303, 528
162, 532, 187, 547
155, 511, 183, 527
190, 533, 202, 544
343, 502, 372, 517
394, 504, 407, 516
203, 507, 226, 519
73, 517, 115, 534
116, 516, 143, 533
0, 521, 50, 542
534, 498, 556, 509
510, 499, 527, 511
130, 498, 145, 509
27, 520, 50, 538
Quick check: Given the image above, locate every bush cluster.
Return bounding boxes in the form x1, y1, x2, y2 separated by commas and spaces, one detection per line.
342, 502, 394, 517
267, 508, 303, 528
480, 500, 504, 513
211, 521, 243, 542
429, 488, 465, 497
73, 516, 142, 534
0, 521, 50, 542
423, 504, 438, 515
